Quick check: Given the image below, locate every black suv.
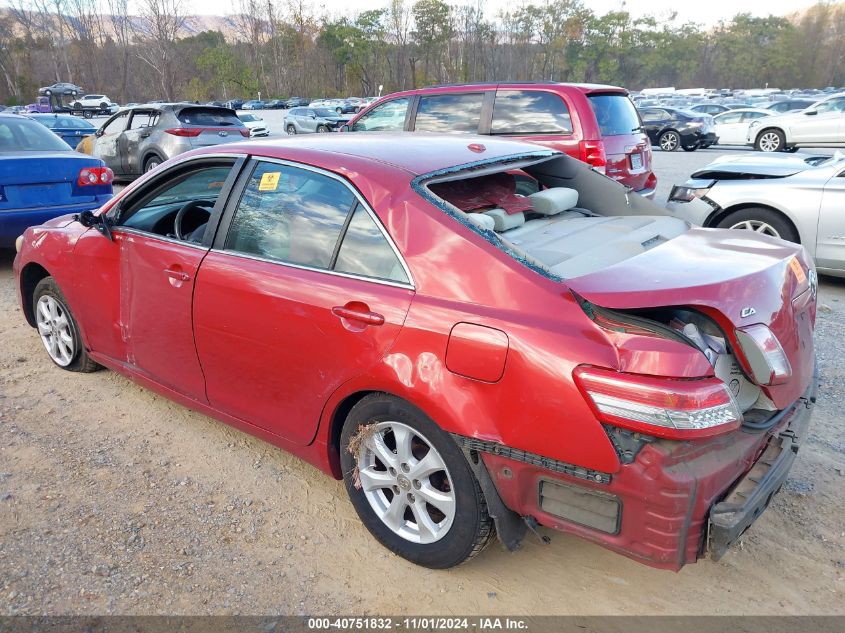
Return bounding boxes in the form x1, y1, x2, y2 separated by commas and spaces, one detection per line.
638, 106, 718, 151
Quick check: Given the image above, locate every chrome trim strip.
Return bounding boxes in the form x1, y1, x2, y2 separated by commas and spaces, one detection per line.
113, 227, 209, 251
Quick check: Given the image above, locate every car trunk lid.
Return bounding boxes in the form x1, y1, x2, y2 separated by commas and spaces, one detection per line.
566, 228, 816, 409
0, 152, 103, 209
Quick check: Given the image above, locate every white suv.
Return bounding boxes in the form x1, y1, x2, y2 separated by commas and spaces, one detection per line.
74, 94, 118, 111
747, 93, 845, 152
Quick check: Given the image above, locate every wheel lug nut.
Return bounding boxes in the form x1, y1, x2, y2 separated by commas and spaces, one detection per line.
413, 480, 421, 490
388, 467, 396, 476
406, 493, 415, 503
392, 485, 400, 494
401, 463, 410, 473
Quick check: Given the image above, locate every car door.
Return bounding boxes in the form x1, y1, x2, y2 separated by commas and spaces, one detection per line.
93, 111, 130, 174
193, 159, 414, 444
121, 109, 158, 175
815, 166, 845, 271
713, 110, 744, 144
70, 156, 245, 400
791, 97, 845, 144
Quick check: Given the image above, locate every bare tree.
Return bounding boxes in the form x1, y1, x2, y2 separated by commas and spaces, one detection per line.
133, 0, 188, 100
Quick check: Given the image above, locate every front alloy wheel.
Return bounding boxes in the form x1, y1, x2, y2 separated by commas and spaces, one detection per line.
756, 130, 784, 152
728, 219, 780, 238
36, 295, 75, 366
659, 130, 680, 151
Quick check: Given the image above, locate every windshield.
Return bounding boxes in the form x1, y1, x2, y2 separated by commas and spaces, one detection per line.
588, 94, 642, 136
0, 117, 71, 152
315, 108, 336, 118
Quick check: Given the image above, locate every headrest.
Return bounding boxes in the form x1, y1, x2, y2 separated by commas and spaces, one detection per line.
483, 208, 525, 231
467, 213, 496, 231
529, 188, 579, 216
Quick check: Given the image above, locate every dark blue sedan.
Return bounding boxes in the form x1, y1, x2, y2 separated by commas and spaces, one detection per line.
27, 113, 97, 148
0, 113, 113, 247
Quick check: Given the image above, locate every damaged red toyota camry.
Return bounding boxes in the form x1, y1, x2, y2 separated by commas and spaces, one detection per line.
13, 134, 817, 571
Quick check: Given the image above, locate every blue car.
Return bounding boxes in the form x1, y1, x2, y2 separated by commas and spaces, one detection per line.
0, 113, 113, 247
27, 113, 97, 148
241, 100, 265, 110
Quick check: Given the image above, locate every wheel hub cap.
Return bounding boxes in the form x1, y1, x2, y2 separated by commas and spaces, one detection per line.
36, 295, 75, 367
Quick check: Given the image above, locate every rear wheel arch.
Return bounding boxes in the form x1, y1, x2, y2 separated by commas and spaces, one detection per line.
20, 262, 51, 326
143, 152, 163, 172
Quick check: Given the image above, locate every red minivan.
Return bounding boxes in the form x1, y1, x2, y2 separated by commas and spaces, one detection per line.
343, 82, 657, 197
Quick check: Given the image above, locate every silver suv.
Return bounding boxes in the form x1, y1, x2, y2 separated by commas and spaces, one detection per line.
88, 104, 249, 179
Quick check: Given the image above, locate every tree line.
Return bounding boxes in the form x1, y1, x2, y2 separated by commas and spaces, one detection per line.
0, 0, 843, 105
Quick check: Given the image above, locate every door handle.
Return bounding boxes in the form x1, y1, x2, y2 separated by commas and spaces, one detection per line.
332, 305, 385, 326
164, 268, 190, 282
140, 132, 151, 138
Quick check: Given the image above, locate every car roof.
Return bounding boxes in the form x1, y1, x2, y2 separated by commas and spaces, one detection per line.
196, 133, 559, 177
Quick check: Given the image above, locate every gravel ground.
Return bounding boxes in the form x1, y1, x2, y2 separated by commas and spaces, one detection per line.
1, 146, 844, 616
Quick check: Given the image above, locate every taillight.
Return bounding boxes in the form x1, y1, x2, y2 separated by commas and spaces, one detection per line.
239, 129, 250, 137
165, 128, 202, 137
77, 166, 114, 186
735, 324, 792, 386
573, 366, 742, 440
579, 140, 607, 174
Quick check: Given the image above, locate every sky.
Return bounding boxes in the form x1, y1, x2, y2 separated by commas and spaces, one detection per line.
185, 0, 824, 27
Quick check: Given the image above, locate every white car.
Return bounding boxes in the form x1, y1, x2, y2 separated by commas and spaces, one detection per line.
747, 92, 845, 151
73, 94, 117, 111
239, 113, 269, 137
712, 108, 773, 146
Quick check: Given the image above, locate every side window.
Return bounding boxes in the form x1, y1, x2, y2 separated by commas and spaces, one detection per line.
414, 93, 483, 132
492, 90, 573, 135
101, 112, 129, 135
742, 111, 767, 121
335, 206, 409, 284
718, 112, 743, 124
119, 164, 234, 235
639, 110, 662, 122
225, 162, 355, 270
129, 111, 157, 130
352, 97, 410, 132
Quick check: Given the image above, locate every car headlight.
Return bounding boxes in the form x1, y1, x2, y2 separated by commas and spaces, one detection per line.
668, 181, 714, 203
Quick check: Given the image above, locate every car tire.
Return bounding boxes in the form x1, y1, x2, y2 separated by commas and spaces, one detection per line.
32, 277, 100, 373
99, 102, 108, 109
144, 155, 162, 172
316, 125, 329, 133
286, 124, 296, 135
336, 107, 343, 115
83, 110, 93, 119
340, 393, 494, 569
755, 128, 786, 152
44, 89, 52, 96
73, 101, 82, 109
658, 130, 680, 151
716, 207, 799, 243
682, 143, 699, 152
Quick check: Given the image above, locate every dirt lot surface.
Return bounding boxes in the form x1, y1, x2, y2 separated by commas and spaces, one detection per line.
1, 147, 844, 615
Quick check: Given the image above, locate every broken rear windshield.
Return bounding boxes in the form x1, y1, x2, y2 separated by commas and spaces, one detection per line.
177, 108, 241, 127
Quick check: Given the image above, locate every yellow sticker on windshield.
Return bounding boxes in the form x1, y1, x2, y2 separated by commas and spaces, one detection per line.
789, 256, 806, 284
258, 171, 281, 191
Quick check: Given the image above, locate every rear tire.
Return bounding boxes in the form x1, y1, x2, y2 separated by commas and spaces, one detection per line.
755, 128, 786, 152
144, 155, 162, 172
716, 207, 799, 243
658, 130, 680, 151
32, 277, 100, 373
682, 143, 699, 152
340, 394, 494, 569
83, 110, 93, 119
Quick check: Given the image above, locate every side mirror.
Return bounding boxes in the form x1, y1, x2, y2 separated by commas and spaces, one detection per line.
76, 210, 113, 241
804, 109, 818, 116
95, 128, 105, 137
339, 124, 350, 132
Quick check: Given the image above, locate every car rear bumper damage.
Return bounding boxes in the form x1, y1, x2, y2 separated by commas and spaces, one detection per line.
463, 367, 817, 570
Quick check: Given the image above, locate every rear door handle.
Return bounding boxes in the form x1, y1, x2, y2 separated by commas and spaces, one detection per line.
164, 268, 190, 282
332, 305, 385, 326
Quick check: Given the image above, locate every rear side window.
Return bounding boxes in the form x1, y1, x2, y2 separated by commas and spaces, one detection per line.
225, 162, 355, 270
177, 107, 241, 127
492, 90, 572, 135
588, 94, 642, 136
335, 206, 408, 283
352, 98, 409, 132
414, 93, 483, 132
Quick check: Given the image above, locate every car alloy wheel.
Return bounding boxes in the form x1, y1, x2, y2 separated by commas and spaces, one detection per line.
659, 131, 680, 151
36, 295, 76, 367
355, 421, 456, 544
728, 219, 781, 238
286, 124, 296, 135
145, 158, 161, 172
757, 131, 782, 152
317, 125, 329, 133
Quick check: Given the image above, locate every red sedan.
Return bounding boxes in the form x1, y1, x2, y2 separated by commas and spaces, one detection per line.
13, 134, 817, 570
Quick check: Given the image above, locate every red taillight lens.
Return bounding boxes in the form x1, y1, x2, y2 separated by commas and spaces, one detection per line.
165, 128, 203, 137
77, 166, 114, 186
239, 129, 250, 137
573, 366, 742, 440
735, 324, 792, 386
578, 140, 607, 174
